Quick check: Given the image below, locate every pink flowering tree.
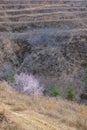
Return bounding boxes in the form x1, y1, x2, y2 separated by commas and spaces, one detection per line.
11, 73, 44, 95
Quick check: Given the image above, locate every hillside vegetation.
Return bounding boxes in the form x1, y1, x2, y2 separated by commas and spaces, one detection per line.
0, 0, 87, 97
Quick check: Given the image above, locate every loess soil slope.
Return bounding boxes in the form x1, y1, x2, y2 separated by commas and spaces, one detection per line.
0, 1, 87, 129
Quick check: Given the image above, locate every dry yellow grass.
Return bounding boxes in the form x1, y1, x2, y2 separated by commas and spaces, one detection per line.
0, 81, 87, 130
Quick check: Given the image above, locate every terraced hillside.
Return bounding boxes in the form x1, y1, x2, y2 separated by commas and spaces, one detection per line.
0, 0, 87, 95
0, 0, 87, 31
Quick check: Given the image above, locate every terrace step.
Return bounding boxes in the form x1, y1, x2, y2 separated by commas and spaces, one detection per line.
0, 8, 87, 15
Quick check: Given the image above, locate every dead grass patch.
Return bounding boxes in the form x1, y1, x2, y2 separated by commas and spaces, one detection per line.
11, 103, 27, 112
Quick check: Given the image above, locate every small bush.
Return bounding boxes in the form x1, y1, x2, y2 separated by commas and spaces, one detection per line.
84, 77, 87, 92
50, 87, 62, 97
8, 71, 15, 83
84, 65, 87, 93
11, 73, 44, 95
67, 86, 76, 100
